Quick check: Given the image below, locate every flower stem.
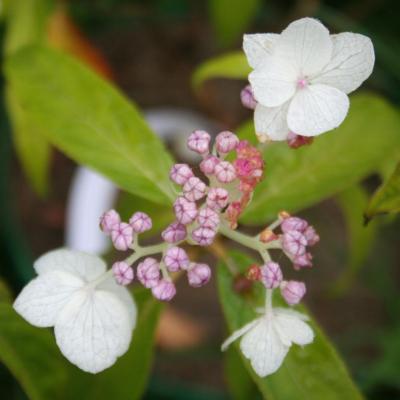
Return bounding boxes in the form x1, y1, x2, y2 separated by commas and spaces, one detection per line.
218, 221, 262, 252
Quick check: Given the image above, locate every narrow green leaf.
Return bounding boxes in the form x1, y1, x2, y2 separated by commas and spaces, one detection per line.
365, 161, 400, 220
5, 45, 175, 204
217, 251, 363, 400
192, 51, 250, 89
239, 94, 400, 224
333, 185, 377, 295
208, 0, 261, 47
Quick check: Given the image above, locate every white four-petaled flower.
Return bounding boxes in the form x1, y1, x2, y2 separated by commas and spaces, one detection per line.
221, 307, 314, 377
13, 249, 136, 373
243, 17, 375, 141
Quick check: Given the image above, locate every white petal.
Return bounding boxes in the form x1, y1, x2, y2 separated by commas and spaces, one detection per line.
274, 310, 314, 347
240, 317, 289, 377
243, 33, 279, 69
312, 32, 375, 94
254, 102, 290, 141
221, 319, 259, 351
276, 18, 332, 76
249, 58, 297, 107
13, 271, 84, 327
34, 249, 106, 282
98, 276, 137, 329
54, 289, 133, 373
288, 84, 349, 136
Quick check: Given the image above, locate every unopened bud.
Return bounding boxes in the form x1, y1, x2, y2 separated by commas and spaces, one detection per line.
187, 263, 211, 287
260, 262, 282, 289
129, 211, 152, 233
187, 130, 211, 155
170, 164, 194, 185
112, 261, 134, 286
183, 177, 207, 202
215, 131, 239, 154
164, 246, 190, 272
111, 223, 134, 251
280, 280, 306, 305
259, 228, 278, 243
240, 85, 257, 110
137, 257, 160, 288
161, 222, 187, 243
215, 161, 237, 183
152, 279, 176, 301
100, 209, 120, 235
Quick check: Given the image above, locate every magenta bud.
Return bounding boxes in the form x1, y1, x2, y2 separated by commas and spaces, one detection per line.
164, 246, 190, 272
206, 187, 229, 210
215, 131, 239, 154
282, 230, 307, 258
200, 155, 220, 175
215, 161, 237, 183
111, 222, 134, 251
161, 222, 187, 243
260, 262, 283, 289
191, 226, 216, 246
152, 279, 176, 301
240, 85, 257, 110
112, 261, 134, 286
137, 257, 160, 288
129, 211, 152, 233
183, 177, 207, 202
304, 226, 320, 246
174, 197, 197, 225
187, 130, 211, 154
197, 207, 220, 229
100, 209, 120, 235
281, 217, 308, 233
280, 280, 306, 305
187, 263, 211, 287
293, 252, 313, 270
169, 163, 194, 185
287, 131, 313, 149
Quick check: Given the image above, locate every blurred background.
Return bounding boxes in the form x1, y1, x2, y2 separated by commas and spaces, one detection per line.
1, 0, 400, 399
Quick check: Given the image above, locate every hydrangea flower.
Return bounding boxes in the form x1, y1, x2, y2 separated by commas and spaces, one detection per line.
243, 17, 375, 141
13, 249, 136, 373
222, 307, 314, 377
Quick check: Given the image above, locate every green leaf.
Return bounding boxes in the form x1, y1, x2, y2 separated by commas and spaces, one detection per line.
208, 0, 261, 47
365, 161, 400, 220
6, 88, 50, 196
239, 94, 400, 224
333, 185, 377, 295
5, 45, 175, 204
217, 251, 363, 400
192, 51, 250, 89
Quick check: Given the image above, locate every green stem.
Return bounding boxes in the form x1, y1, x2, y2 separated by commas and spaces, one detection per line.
218, 221, 263, 252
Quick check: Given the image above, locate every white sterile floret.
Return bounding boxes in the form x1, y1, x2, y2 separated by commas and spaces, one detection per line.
243, 17, 375, 141
13, 248, 136, 373
221, 307, 314, 377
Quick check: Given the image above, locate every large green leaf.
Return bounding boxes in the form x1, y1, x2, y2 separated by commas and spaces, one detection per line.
333, 185, 377, 295
217, 251, 363, 399
365, 161, 400, 220
0, 288, 162, 400
192, 51, 250, 89
5, 45, 175, 204
208, 0, 261, 47
239, 94, 400, 224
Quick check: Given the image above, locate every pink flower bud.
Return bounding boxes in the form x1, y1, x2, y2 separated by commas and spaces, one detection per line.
187, 263, 211, 287
280, 280, 306, 305
287, 131, 313, 149
183, 177, 207, 202
200, 155, 220, 175
137, 257, 160, 288
197, 207, 220, 229
152, 279, 176, 301
164, 246, 189, 272
100, 209, 120, 235
161, 222, 187, 243
206, 187, 229, 210
129, 211, 152, 233
281, 217, 308, 233
240, 85, 257, 110
293, 252, 313, 270
169, 163, 194, 185
215, 131, 239, 154
111, 223, 134, 251
112, 261, 134, 286
174, 197, 197, 225
282, 230, 307, 258
260, 262, 283, 289
304, 226, 320, 246
187, 130, 211, 154
215, 161, 237, 183
191, 226, 216, 246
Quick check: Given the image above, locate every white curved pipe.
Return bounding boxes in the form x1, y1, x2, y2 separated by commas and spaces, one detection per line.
65, 108, 216, 254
